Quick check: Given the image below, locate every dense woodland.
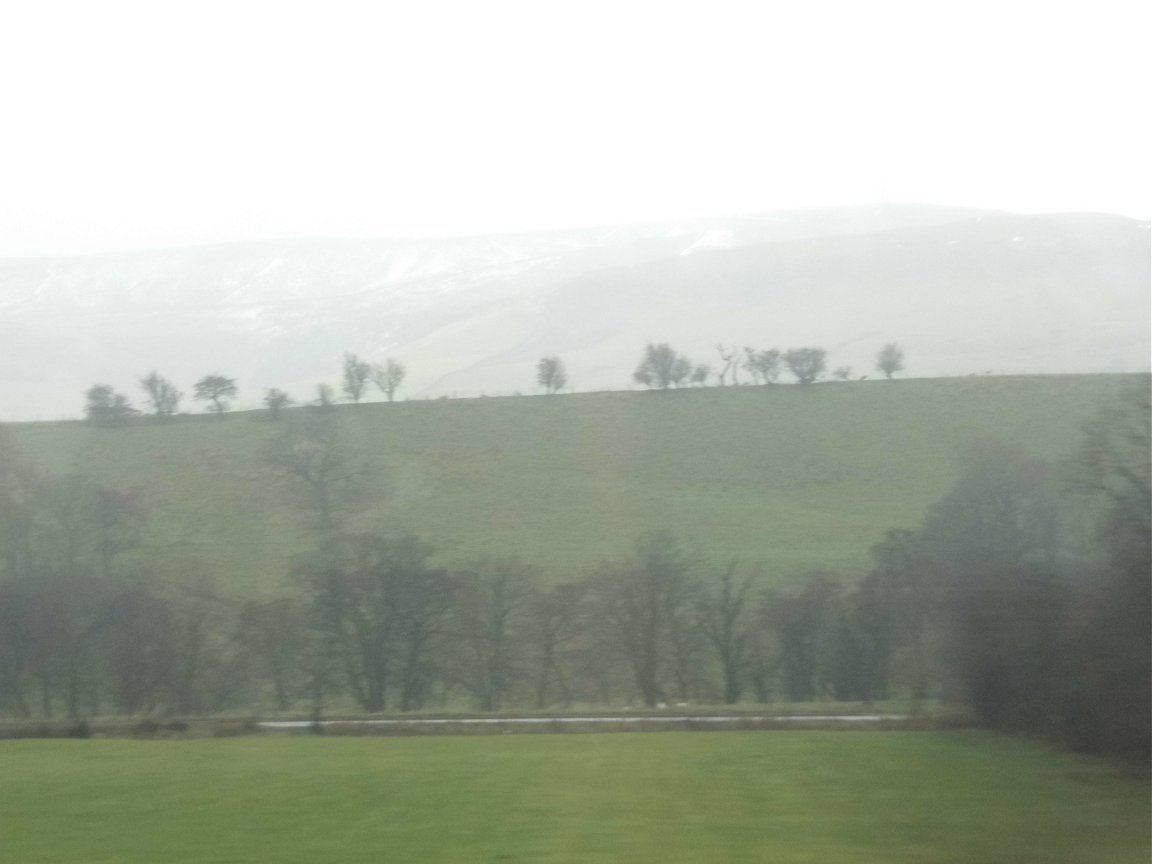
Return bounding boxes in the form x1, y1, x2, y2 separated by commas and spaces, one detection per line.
0, 377, 1148, 765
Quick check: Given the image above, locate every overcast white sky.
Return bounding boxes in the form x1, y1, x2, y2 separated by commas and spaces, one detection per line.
1, 0, 1148, 256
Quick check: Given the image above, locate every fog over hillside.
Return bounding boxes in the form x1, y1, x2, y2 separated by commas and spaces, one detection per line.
0, 204, 1147, 421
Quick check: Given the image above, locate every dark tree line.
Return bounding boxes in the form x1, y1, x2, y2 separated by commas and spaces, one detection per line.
0, 418, 809, 718
0, 425, 240, 717
822, 388, 1149, 762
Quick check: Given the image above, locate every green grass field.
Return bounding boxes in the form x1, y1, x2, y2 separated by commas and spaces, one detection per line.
9, 374, 1139, 589
2, 731, 1147, 863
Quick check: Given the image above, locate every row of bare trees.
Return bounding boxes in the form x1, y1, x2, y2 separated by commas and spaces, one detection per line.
85, 373, 242, 424
231, 529, 860, 715
84, 343, 901, 424
632, 342, 905, 390
0, 412, 875, 717
82, 354, 408, 426
0, 438, 829, 718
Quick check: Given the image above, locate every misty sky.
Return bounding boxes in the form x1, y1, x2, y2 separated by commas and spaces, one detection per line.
1, 0, 1148, 256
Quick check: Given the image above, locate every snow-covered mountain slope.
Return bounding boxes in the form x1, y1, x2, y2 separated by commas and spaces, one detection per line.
0, 205, 1147, 420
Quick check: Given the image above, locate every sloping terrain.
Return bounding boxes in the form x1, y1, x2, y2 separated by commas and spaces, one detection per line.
7, 374, 1137, 590
0, 205, 1146, 421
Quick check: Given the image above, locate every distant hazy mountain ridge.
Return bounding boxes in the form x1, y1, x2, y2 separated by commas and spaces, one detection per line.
0, 205, 1147, 420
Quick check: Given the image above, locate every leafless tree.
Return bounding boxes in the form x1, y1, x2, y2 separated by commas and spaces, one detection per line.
526, 581, 588, 708
743, 348, 782, 385
591, 531, 696, 706
139, 371, 182, 416
193, 374, 238, 414
536, 356, 567, 395
263, 388, 293, 420
265, 415, 370, 533
876, 343, 905, 380
783, 347, 827, 385
341, 353, 372, 403
696, 559, 758, 703
634, 343, 692, 390
84, 384, 136, 426
451, 557, 534, 711
371, 358, 407, 402
715, 345, 741, 386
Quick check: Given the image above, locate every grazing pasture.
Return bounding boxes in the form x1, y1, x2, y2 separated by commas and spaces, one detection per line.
8, 374, 1135, 588
3, 731, 1148, 863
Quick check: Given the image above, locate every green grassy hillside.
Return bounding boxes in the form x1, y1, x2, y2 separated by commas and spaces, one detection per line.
9, 374, 1138, 590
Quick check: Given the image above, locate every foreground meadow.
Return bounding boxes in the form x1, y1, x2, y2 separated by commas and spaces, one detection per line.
3, 731, 1148, 863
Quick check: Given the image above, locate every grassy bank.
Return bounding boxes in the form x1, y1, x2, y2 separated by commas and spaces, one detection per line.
2, 731, 1148, 863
